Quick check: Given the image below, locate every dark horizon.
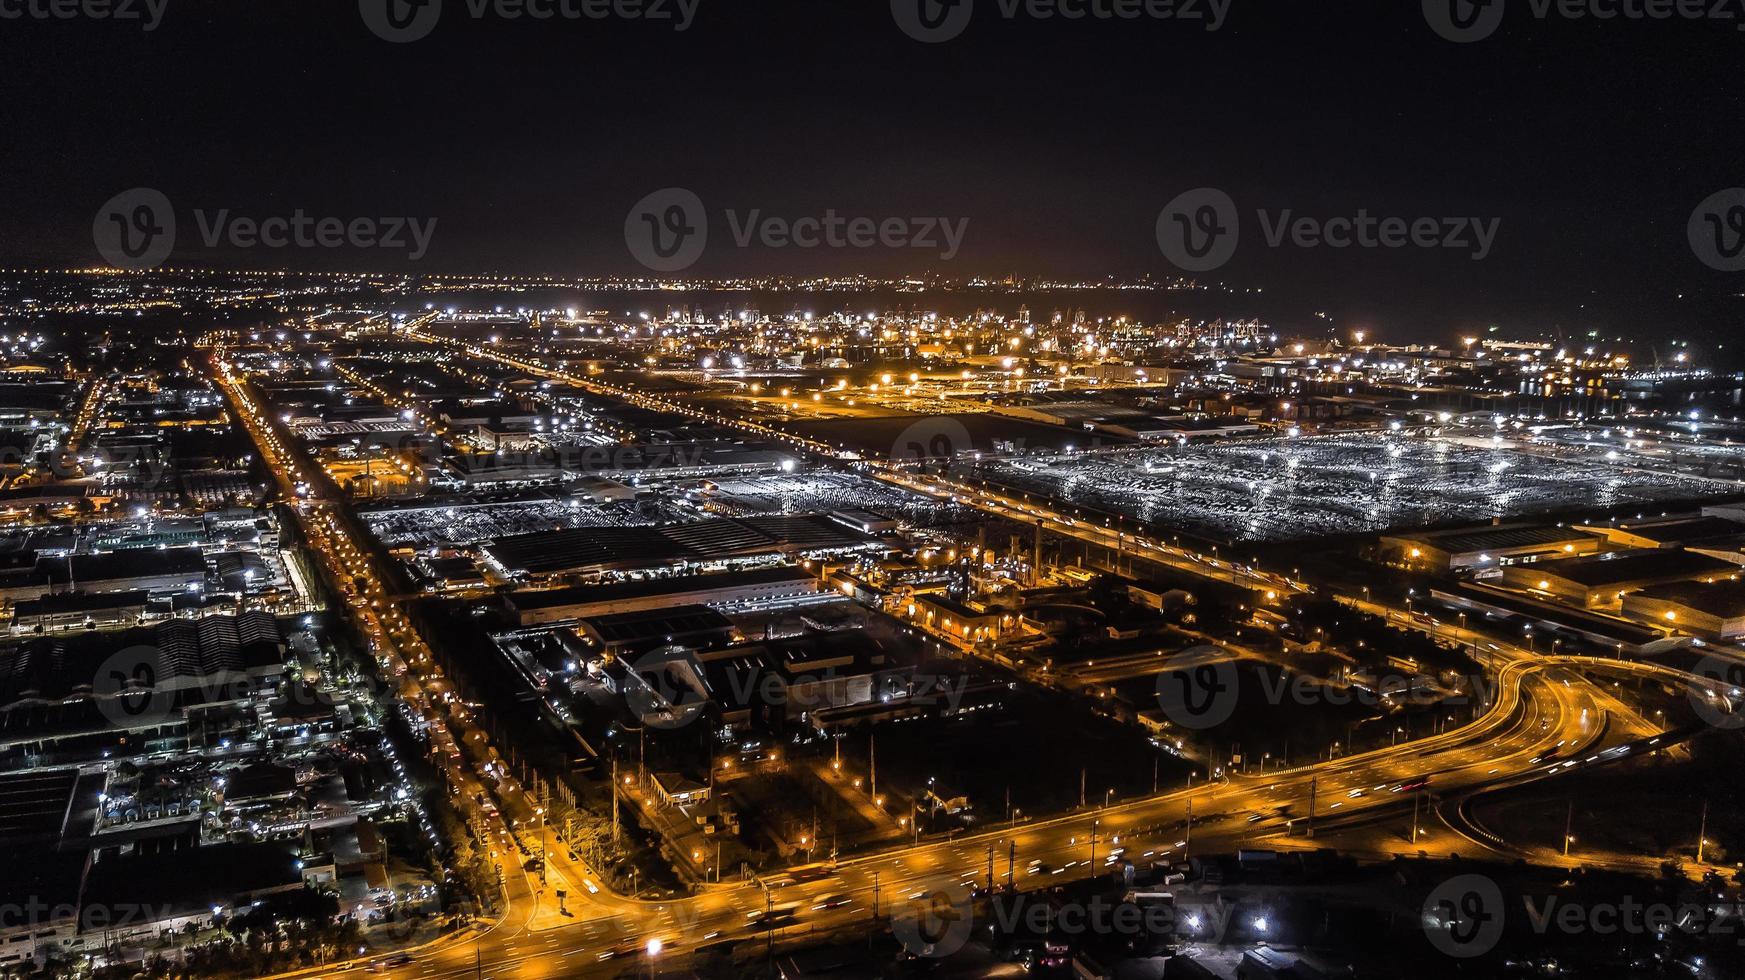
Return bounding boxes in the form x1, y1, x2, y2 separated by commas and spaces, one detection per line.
2, 1, 1743, 343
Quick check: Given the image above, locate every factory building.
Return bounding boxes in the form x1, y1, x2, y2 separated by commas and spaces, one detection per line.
506, 565, 820, 625
1621, 579, 1745, 638
1380, 523, 1604, 572
1575, 514, 1745, 550
482, 514, 884, 580
1499, 548, 1739, 608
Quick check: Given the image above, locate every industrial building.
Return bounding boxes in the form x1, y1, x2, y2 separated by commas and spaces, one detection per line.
645, 632, 900, 734
905, 593, 1010, 645
575, 605, 738, 656
827, 509, 901, 535
506, 565, 821, 625
0, 612, 288, 768
1576, 514, 1745, 550
0, 547, 210, 603
482, 514, 884, 580
1498, 548, 1740, 608
1620, 579, 1745, 638
1381, 523, 1604, 572
10, 590, 149, 633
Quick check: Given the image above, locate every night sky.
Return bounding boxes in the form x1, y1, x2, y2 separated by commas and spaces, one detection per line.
2, 0, 1742, 341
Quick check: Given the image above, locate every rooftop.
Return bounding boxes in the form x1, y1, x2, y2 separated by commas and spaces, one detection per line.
485, 514, 878, 576
1395, 523, 1597, 555
0, 612, 283, 706
508, 565, 815, 613
1605, 515, 1745, 545
1631, 579, 1745, 619
0, 768, 81, 841
13, 589, 149, 616
579, 605, 736, 650
1533, 548, 1737, 587
68, 546, 207, 585
916, 594, 997, 620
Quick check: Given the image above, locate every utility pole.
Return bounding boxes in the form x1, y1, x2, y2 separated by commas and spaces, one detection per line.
1698, 799, 1709, 865
986, 842, 995, 893
764, 883, 774, 966
611, 757, 620, 842
1410, 790, 1420, 844
1152, 756, 1159, 795
1563, 798, 1574, 858
1079, 768, 1086, 809
871, 871, 880, 921
1307, 776, 1316, 839
1007, 840, 1016, 889
869, 735, 876, 804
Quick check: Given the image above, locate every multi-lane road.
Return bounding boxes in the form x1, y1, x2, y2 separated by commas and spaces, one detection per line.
347, 655, 1692, 980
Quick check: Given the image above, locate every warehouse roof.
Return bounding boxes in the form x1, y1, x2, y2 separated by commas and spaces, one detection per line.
508, 565, 815, 613
1607, 516, 1745, 545
13, 589, 149, 617
1393, 523, 1595, 555
67, 546, 207, 585
1536, 548, 1737, 587
484, 514, 878, 576
578, 605, 736, 653
0, 612, 283, 706
1631, 579, 1745, 619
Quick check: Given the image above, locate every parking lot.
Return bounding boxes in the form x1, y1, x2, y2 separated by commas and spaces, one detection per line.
699, 471, 975, 524
360, 497, 673, 549
972, 428, 1740, 541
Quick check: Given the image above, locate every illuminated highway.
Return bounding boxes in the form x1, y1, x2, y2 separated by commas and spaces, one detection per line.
349, 656, 1699, 979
